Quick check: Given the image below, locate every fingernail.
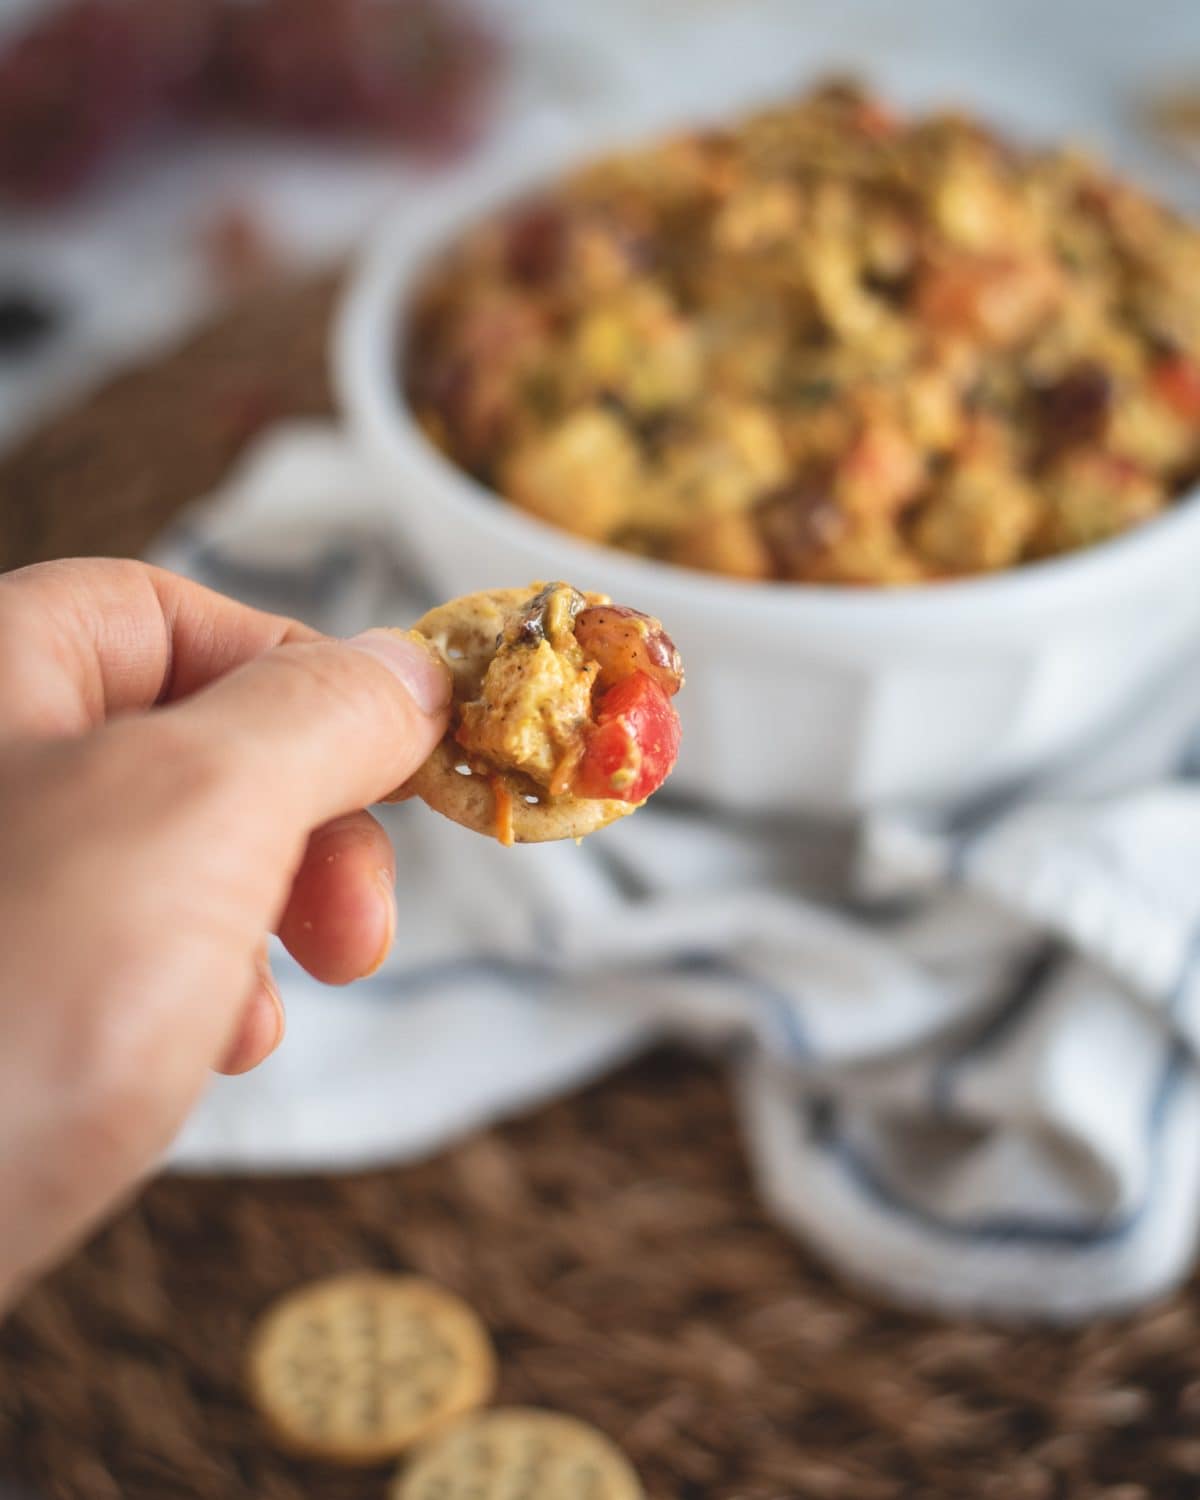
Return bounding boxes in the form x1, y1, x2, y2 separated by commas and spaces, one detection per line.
255, 944, 286, 1052
261, 986, 286, 1058
347, 629, 452, 717
255, 940, 278, 995
216, 948, 285, 1075
363, 868, 396, 979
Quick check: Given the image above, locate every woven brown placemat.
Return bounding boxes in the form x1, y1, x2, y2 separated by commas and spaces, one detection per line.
1, 275, 1199, 1500
0, 273, 339, 573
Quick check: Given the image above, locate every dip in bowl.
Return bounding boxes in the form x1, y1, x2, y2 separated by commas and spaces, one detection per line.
337, 81, 1200, 814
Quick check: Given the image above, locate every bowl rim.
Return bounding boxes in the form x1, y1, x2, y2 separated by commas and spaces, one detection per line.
334, 126, 1200, 633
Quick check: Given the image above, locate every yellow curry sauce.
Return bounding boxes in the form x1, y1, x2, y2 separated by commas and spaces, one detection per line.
456, 583, 599, 795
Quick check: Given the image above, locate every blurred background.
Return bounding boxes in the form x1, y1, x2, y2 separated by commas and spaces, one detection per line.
4, 4, 1200, 1499
1, 0, 1198, 455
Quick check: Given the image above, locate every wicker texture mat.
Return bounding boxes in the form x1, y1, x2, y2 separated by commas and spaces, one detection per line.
1, 277, 1199, 1500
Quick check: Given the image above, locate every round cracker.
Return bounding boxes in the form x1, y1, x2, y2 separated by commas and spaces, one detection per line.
405, 739, 633, 843
247, 1273, 495, 1465
396, 585, 633, 844
392, 1407, 644, 1500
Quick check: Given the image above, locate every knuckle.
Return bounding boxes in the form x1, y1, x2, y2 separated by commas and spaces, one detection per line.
0, 555, 144, 608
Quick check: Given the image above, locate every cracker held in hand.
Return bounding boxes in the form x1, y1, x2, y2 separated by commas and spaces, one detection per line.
247, 1273, 495, 1465
395, 582, 684, 844
392, 1407, 644, 1500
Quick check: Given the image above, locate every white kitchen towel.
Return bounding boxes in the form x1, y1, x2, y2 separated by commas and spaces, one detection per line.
155, 424, 1200, 1323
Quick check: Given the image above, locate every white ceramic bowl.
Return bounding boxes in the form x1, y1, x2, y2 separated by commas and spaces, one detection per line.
335, 140, 1200, 817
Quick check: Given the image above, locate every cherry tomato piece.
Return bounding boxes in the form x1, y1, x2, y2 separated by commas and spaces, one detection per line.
574, 605, 684, 697
1151, 355, 1200, 423
573, 671, 681, 804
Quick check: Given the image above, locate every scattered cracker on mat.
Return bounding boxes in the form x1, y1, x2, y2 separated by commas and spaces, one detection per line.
393, 1407, 643, 1500
247, 1273, 495, 1465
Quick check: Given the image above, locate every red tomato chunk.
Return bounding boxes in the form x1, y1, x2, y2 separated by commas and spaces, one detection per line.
574, 671, 681, 803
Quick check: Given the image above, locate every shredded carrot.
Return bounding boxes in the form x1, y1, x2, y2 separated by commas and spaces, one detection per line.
489, 775, 515, 846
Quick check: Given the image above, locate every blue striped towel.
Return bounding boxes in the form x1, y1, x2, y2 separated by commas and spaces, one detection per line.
158, 425, 1200, 1322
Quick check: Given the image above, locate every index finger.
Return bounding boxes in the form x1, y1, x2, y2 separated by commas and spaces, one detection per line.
0, 557, 319, 741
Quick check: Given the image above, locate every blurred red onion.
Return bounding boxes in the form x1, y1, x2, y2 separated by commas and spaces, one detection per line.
0, 1, 160, 204
0, 0, 503, 207
199, 0, 502, 156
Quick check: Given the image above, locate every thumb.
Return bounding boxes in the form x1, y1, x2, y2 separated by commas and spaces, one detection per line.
163, 629, 451, 827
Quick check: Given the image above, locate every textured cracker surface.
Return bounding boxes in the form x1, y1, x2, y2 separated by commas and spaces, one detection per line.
247, 1274, 495, 1464
392, 1408, 643, 1500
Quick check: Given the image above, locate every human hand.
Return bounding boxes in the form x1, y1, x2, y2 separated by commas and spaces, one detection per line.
0, 558, 450, 1310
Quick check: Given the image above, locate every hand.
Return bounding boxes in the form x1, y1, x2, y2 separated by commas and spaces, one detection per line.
0, 558, 450, 1311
